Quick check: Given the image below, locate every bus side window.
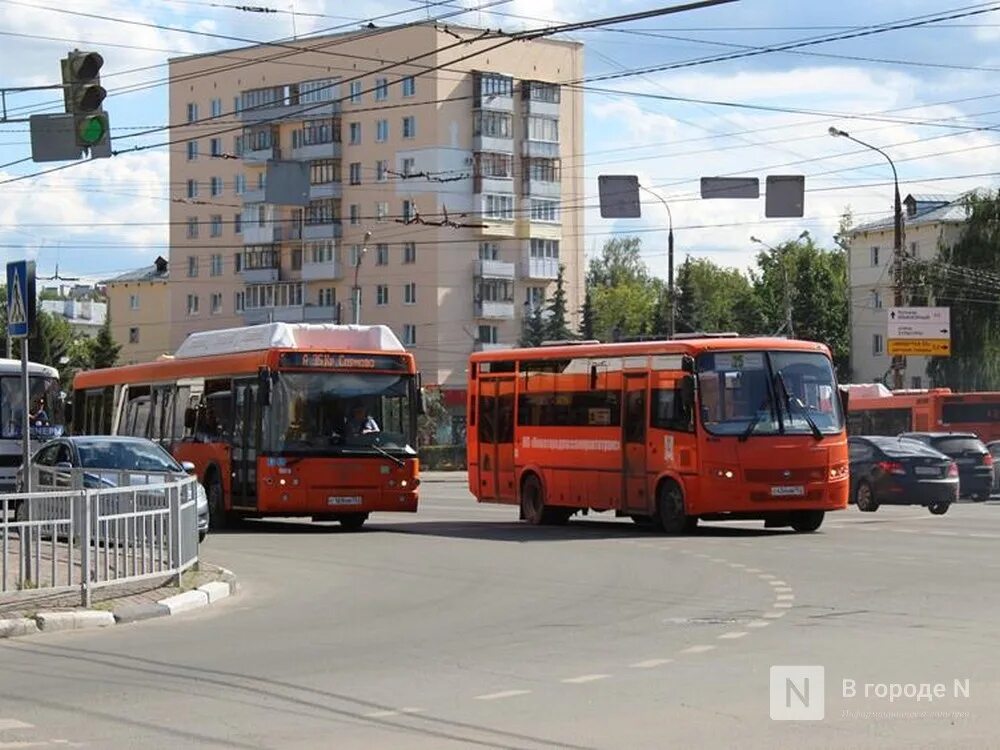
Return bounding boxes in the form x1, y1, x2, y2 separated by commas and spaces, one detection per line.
478, 394, 496, 443
172, 386, 191, 441
124, 394, 151, 438
652, 383, 694, 433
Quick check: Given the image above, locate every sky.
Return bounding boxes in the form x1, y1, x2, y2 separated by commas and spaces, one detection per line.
2, 0, 1000, 284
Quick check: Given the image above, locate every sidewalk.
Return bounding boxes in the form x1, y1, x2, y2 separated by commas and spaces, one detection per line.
420, 470, 466, 483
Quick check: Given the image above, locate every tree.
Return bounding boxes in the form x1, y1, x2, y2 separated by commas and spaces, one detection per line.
578, 288, 595, 340
90, 317, 121, 369
585, 237, 658, 341
669, 256, 760, 336
544, 265, 573, 342
520, 303, 545, 347
417, 387, 451, 446
926, 192, 1000, 390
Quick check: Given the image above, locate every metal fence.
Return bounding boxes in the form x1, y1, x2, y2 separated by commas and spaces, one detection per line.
1, 470, 200, 608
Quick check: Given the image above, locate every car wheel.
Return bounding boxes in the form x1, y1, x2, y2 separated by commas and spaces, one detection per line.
928, 502, 950, 515
855, 481, 879, 512
199, 530, 208, 543
656, 481, 690, 535
790, 510, 825, 532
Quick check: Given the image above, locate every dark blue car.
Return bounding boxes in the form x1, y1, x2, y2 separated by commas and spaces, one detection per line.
849, 435, 958, 515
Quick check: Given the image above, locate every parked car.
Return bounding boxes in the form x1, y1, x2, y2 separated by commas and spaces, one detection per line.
987, 440, 1000, 495
898, 432, 994, 501
848, 435, 958, 515
18, 436, 209, 542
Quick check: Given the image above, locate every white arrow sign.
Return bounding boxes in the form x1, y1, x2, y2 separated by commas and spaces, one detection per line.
887, 306, 950, 339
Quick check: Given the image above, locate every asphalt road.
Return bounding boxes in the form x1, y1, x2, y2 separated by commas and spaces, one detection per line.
2, 475, 999, 749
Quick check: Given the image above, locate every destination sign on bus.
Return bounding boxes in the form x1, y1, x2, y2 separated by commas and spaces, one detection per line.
279, 352, 409, 371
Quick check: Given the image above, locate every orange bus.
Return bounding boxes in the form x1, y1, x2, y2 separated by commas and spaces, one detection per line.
72, 323, 421, 530
844, 385, 1000, 443
467, 335, 849, 533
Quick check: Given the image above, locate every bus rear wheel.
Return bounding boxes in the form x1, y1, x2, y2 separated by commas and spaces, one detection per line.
656, 481, 691, 535
790, 510, 825, 533
339, 512, 368, 531
520, 474, 569, 525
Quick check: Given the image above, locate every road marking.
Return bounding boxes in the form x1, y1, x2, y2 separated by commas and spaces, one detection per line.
773, 602, 794, 608
561, 674, 611, 684
892, 529, 919, 534
747, 620, 771, 628
474, 690, 532, 701
630, 658, 674, 669
763, 611, 788, 619
776, 594, 795, 601
708, 558, 726, 563
744, 567, 762, 573
0, 721, 33, 731
718, 631, 748, 640
768, 580, 788, 587
728, 563, 746, 569
681, 645, 716, 654
773, 587, 793, 593
759, 574, 776, 580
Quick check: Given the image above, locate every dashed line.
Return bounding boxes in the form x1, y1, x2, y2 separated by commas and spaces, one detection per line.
363, 707, 424, 718
747, 620, 771, 628
474, 690, 531, 701
768, 580, 788, 587
763, 611, 788, 619
776, 594, 795, 601
728, 563, 747, 569
0, 721, 34, 731
773, 586, 793, 593
630, 658, 674, 669
759, 574, 776, 580
708, 557, 726, 563
718, 631, 749, 640
681, 645, 716, 654
745, 567, 762, 573
561, 674, 611, 684
773, 602, 794, 609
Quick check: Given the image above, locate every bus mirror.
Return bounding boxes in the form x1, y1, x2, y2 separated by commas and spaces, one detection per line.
417, 387, 426, 416
682, 355, 695, 373
258, 367, 272, 407
590, 365, 598, 390
183, 407, 197, 430
680, 375, 695, 409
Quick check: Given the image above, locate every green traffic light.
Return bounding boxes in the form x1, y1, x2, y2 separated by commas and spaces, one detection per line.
78, 115, 107, 145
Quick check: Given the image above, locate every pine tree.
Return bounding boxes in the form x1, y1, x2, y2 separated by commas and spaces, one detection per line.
544, 265, 573, 342
579, 288, 595, 340
519, 304, 545, 347
674, 256, 696, 333
90, 317, 121, 369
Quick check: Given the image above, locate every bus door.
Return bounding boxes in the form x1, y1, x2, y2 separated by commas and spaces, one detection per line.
476, 377, 516, 502
623, 374, 650, 514
232, 380, 259, 509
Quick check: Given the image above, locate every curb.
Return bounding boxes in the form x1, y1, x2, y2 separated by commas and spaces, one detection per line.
0, 565, 238, 640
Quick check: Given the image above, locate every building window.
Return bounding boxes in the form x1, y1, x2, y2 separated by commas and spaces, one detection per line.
257, 171, 265, 190
526, 286, 545, 309
186, 140, 198, 160
526, 116, 559, 142
234, 174, 246, 194
376, 119, 389, 142
478, 325, 498, 344
210, 214, 223, 237
305, 198, 339, 225
475, 152, 513, 178
186, 217, 199, 239
128, 327, 140, 344
401, 157, 415, 177
870, 289, 882, 309
235, 290, 245, 312
210, 177, 223, 196
473, 111, 512, 138
376, 244, 389, 265
910, 240, 919, 259
402, 116, 416, 139
299, 78, 336, 104
186, 179, 198, 198
319, 287, 335, 307
376, 284, 389, 305
529, 238, 558, 258
129, 294, 139, 311
310, 159, 341, 185
294, 118, 341, 148
186, 103, 198, 123
187, 294, 200, 315
350, 204, 360, 225
349, 244, 362, 267
375, 77, 389, 101
484, 194, 514, 220
402, 324, 416, 346
210, 253, 223, 276
349, 80, 362, 103
234, 212, 242, 234
349, 162, 362, 185
210, 97, 222, 117
479, 241, 499, 260
873, 333, 884, 356
402, 200, 413, 223
308, 241, 335, 263
523, 81, 560, 103
211, 293, 223, 314
404, 282, 416, 304
911, 376, 923, 389
526, 157, 559, 183
291, 246, 303, 271
403, 242, 416, 264
210, 137, 222, 156
870, 246, 880, 266
401, 76, 415, 97
530, 198, 560, 223
349, 122, 361, 145
376, 160, 388, 182
187, 256, 199, 277
376, 202, 388, 222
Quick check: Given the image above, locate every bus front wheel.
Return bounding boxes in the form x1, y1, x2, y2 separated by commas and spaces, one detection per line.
790, 510, 825, 533
656, 481, 691, 535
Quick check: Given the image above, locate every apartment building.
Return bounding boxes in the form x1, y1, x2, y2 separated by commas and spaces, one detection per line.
847, 194, 966, 386
106, 256, 171, 365
166, 23, 585, 402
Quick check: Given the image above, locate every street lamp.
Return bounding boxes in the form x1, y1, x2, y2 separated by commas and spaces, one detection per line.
750, 231, 807, 339
639, 184, 675, 338
829, 126, 904, 389
352, 231, 371, 325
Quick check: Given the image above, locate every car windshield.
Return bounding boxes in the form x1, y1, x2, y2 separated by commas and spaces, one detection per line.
0, 375, 65, 440
931, 437, 986, 455
271, 372, 417, 455
77, 440, 183, 473
696, 350, 843, 437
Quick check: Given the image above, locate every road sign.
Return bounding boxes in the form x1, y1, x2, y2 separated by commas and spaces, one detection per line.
598, 175, 641, 218
6, 261, 35, 339
29, 114, 84, 162
887, 306, 950, 357
764, 175, 805, 218
700, 177, 759, 199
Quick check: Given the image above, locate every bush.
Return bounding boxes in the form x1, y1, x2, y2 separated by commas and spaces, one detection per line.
419, 445, 466, 471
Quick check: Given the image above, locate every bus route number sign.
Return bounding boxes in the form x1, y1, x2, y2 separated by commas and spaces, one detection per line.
280, 352, 408, 371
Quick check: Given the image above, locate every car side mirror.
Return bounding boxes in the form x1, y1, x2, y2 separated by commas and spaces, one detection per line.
181, 461, 196, 474
54, 461, 73, 470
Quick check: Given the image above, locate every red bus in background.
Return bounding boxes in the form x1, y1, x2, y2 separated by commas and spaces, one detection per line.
844, 385, 1000, 442
468, 335, 849, 534
73, 323, 421, 531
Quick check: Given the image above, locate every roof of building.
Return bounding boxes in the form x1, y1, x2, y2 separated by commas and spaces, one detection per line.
850, 194, 970, 234
108, 256, 168, 284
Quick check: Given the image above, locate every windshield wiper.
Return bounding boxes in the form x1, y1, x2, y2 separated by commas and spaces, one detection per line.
369, 441, 405, 467
739, 393, 774, 442
774, 370, 823, 441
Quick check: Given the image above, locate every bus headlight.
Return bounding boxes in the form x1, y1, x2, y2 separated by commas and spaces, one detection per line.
400, 480, 408, 489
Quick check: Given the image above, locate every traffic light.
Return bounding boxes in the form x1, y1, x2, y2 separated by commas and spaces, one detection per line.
61, 49, 110, 153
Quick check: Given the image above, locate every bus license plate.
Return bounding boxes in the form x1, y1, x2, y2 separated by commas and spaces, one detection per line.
327, 496, 362, 506
771, 485, 805, 497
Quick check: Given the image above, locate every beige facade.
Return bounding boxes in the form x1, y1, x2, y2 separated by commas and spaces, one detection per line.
847, 195, 965, 386
166, 24, 585, 390
106, 256, 172, 365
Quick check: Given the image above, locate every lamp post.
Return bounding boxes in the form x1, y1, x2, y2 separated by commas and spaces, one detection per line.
750, 231, 808, 338
639, 184, 675, 338
352, 231, 371, 325
829, 126, 904, 389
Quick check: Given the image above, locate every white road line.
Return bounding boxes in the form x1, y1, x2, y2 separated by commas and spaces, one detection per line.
630, 658, 674, 669
768, 580, 788, 586
365, 710, 401, 718
745, 568, 762, 573
561, 674, 611, 684
773, 587, 793, 593
892, 529, 919, 534
681, 645, 716, 654
773, 602, 794, 609
708, 558, 726, 563
728, 563, 746, 569
0, 721, 34, 731
763, 611, 788, 619
474, 690, 532, 701
759, 574, 776, 580
776, 594, 796, 601
747, 620, 771, 628
718, 631, 749, 640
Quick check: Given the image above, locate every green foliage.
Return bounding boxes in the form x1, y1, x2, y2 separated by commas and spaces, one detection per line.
520, 303, 545, 347
673, 256, 762, 335
544, 265, 573, 342
90, 317, 121, 370
578, 287, 595, 340
586, 237, 658, 341
926, 192, 1000, 390
417, 387, 451, 446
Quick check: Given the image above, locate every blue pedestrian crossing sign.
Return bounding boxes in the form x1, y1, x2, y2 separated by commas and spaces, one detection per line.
6, 260, 36, 339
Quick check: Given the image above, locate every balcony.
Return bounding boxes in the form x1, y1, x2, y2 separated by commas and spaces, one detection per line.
240, 267, 280, 284
242, 186, 265, 204
523, 98, 560, 118
291, 140, 341, 161
302, 221, 343, 241
239, 100, 339, 125
473, 134, 513, 154
303, 304, 338, 322
474, 341, 511, 352
243, 305, 306, 325
309, 182, 342, 200
473, 175, 514, 195
242, 222, 301, 244
524, 178, 561, 199
523, 140, 560, 159
475, 300, 515, 319
242, 145, 278, 164
475, 259, 515, 280
302, 258, 344, 281
521, 256, 560, 280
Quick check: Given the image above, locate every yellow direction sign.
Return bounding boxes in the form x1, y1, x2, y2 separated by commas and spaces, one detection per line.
887, 338, 951, 356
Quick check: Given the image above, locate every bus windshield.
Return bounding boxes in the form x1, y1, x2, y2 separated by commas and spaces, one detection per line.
271, 372, 416, 455
697, 351, 843, 438
1, 375, 64, 440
